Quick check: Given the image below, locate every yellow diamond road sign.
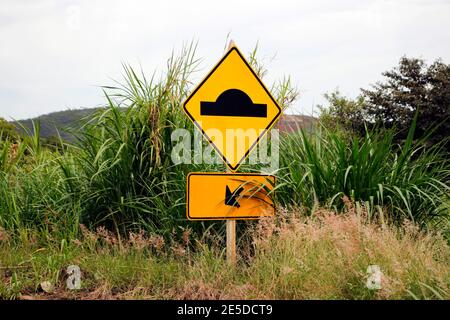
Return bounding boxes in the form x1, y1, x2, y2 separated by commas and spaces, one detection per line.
183, 46, 282, 171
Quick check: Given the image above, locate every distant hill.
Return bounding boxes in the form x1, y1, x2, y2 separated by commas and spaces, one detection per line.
275, 114, 316, 133
11, 108, 316, 143
13, 108, 101, 142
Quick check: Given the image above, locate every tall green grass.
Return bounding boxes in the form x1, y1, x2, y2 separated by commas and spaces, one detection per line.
60, 44, 203, 236
277, 116, 449, 227
0, 122, 80, 240
0, 43, 448, 244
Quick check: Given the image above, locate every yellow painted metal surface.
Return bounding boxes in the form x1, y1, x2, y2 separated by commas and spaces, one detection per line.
186, 172, 275, 220
183, 46, 282, 171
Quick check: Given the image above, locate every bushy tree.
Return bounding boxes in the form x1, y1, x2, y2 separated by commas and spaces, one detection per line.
319, 57, 449, 149
361, 57, 449, 147
318, 90, 366, 135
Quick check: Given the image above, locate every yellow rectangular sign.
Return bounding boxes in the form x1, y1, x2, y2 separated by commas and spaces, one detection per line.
186, 172, 275, 220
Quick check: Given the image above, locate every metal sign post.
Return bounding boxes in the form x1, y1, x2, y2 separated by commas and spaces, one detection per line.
226, 219, 236, 264
226, 40, 237, 265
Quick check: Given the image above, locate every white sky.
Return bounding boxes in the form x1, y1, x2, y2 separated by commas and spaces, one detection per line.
1, 0, 449, 120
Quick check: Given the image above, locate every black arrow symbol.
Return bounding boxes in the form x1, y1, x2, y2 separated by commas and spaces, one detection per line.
225, 185, 244, 208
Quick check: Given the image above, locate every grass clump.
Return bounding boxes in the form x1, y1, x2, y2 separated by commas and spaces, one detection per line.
246, 204, 448, 299
277, 116, 450, 228
66, 44, 200, 235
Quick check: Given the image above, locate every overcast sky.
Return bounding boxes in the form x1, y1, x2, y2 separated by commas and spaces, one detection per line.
1, 0, 449, 120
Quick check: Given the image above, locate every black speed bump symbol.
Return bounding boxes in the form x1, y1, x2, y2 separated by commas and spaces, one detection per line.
200, 89, 267, 118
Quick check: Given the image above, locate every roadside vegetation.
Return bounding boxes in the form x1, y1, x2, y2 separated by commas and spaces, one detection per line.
0, 43, 448, 300
1, 206, 448, 300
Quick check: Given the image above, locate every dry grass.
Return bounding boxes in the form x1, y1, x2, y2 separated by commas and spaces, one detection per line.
0, 206, 448, 300
245, 208, 448, 299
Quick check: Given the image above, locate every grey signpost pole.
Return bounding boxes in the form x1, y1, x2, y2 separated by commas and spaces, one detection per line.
226, 40, 237, 265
